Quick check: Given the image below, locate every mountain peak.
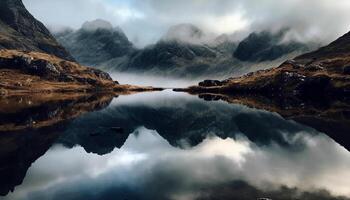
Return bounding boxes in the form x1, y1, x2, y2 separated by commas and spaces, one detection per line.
81, 19, 113, 31
162, 23, 205, 44
233, 29, 308, 62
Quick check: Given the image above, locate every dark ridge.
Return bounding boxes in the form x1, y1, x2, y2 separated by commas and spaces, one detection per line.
234, 29, 308, 62
296, 31, 350, 60
0, 0, 75, 61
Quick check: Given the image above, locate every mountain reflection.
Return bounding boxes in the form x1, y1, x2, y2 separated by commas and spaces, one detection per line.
1, 91, 350, 200
0, 93, 114, 195
4, 127, 350, 200
58, 91, 319, 154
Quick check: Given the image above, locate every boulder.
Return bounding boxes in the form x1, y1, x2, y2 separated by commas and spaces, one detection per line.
13, 55, 33, 67
87, 68, 113, 81
25, 59, 60, 77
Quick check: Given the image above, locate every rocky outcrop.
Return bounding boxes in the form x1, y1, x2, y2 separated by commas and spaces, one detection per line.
54, 19, 134, 66
0, 0, 74, 61
0, 50, 117, 94
198, 80, 223, 87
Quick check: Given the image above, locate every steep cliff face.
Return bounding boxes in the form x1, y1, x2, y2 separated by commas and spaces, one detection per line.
0, 0, 74, 61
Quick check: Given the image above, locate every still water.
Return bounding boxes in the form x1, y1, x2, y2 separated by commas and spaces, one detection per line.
1, 91, 349, 200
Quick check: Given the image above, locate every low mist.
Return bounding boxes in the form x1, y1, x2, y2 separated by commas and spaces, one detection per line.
110, 72, 201, 88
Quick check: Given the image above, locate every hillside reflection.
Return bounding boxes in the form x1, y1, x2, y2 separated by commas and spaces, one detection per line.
4, 127, 350, 200
1, 91, 349, 200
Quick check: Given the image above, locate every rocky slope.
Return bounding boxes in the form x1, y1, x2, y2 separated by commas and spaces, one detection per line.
0, 0, 117, 94
54, 19, 134, 66
0, 0, 74, 61
0, 49, 117, 95
179, 30, 350, 99
233, 29, 310, 62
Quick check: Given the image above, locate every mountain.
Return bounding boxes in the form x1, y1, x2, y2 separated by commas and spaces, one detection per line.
234, 29, 310, 62
180, 30, 350, 99
124, 40, 217, 72
110, 24, 239, 77
0, 0, 74, 61
54, 19, 134, 66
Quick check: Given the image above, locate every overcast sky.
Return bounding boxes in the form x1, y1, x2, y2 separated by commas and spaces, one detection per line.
23, 0, 350, 47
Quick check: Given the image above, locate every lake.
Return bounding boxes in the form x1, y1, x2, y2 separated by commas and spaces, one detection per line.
1, 90, 349, 200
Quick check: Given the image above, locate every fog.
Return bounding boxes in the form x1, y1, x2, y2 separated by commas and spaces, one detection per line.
23, 0, 350, 47
110, 72, 201, 88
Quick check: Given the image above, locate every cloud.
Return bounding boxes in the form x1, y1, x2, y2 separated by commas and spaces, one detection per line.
23, 0, 350, 46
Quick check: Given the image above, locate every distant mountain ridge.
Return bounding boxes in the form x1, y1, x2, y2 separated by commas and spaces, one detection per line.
54, 19, 134, 66
0, 0, 74, 61
233, 29, 310, 62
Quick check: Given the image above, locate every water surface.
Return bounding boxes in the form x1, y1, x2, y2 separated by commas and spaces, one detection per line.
1, 91, 349, 200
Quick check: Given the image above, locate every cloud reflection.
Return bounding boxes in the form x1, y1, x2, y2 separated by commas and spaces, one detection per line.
5, 127, 350, 200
